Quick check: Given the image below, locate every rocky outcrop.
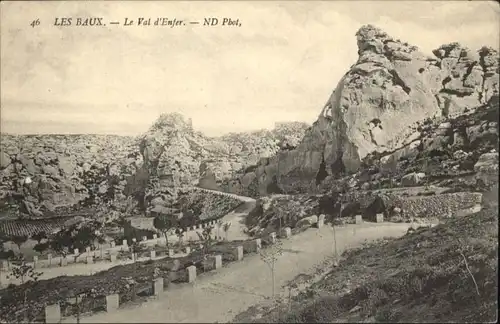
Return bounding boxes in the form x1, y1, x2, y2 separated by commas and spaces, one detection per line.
137, 113, 308, 215
0, 114, 308, 219
0, 135, 138, 219
474, 152, 499, 174
401, 172, 426, 187
230, 25, 499, 196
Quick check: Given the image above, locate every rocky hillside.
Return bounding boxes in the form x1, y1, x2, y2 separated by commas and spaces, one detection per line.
228, 24, 499, 197
0, 115, 308, 219
244, 94, 498, 235
0, 134, 138, 218
235, 203, 498, 323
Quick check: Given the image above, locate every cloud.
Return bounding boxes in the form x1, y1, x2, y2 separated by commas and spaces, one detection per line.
1, 1, 498, 136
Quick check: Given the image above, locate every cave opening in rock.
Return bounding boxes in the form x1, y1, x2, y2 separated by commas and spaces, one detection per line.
266, 175, 283, 194
330, 154, 346, 178
363, 195, 386, 221
315, 158, 328, 186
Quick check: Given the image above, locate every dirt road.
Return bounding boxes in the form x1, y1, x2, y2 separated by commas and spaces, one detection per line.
62, 222, 412, 323
214, 200, 256, 241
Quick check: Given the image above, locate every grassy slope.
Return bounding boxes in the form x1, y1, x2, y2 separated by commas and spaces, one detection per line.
239, 196, 498, 323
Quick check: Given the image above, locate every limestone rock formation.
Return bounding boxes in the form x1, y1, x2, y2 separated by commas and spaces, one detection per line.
230, 24, 499, 196
474, 151, 499, 174
401, 172, 426, 187
0, 134, 139, 218
0, 114, 308, 219
139, 113, 309, 215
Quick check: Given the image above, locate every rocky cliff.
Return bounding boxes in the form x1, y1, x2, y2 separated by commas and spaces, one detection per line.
230, 24, 499, 196
0, 115, 308, 219
0, 134, 138, 219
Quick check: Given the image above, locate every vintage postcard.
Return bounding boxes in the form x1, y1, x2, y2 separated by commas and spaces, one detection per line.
0, 1, 498, 323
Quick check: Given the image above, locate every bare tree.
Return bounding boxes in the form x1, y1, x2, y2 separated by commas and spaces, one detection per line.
320, 192, 341, 266
222, 222, 232, 241
216, 220, 223, 239
153, 214, 178, 249
331, 200, 342, 267
274, 204, 287, 235
7, 254, 43, 322
61, 288, 97, 324
175, 227, 186, 246
259, 239, 284, 299
128, 240, 146, 301
10, 235, 28, 255
196, 226, 214, 272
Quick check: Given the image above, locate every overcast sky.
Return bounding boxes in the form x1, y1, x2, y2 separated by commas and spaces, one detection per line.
1, 1, 498, 136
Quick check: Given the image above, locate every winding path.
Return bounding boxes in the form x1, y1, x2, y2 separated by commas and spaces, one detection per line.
61, 222, 413, 323
192, 187, 256, 241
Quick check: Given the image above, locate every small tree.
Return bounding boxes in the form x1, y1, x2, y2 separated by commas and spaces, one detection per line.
196, 226, 214, 272
260, 239, 284, 299
175, 227, 186, 246
274, 206, 287, 234
32, 230, 49, 256
46, 220, 105, 256
31, 231, 47, 244
33, 242, 49, 255
222, 222, 231, 241
7, 254, 43, 322
0, 234, 14, 259
61, 288, 98, 324
331, 206, 340, 266
10, 235, 28, 255
129, 240, 147, 261
153, 214, 178, 249
216, 220, 223, 239
8, 255, 42, 285
128, 240, 146, 300
320, 192, 342, 266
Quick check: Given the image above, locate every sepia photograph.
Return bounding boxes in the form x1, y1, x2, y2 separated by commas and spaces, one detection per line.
0, 0, 498, 323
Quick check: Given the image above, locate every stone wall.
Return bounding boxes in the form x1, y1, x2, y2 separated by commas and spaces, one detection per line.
395, 192, 483, 219
341, 189, 482, 219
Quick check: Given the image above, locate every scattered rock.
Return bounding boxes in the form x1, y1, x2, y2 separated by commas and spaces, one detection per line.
0, 152, 11, 169
474, 152, 499, 173
296, 215, 319, 228
401, 172, 426, 186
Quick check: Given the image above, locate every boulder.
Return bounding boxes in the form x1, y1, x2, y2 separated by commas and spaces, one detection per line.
474, 152, 499, 173
59, 157, 76, 176
0, 152, 11, 169
295, 215, 319, 228
401, 172, 426, 186
42, 165, 59, 178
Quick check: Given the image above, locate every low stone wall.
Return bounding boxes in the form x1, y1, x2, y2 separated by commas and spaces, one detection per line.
0, 218, 222, 270
342, 189, 482, 219
392, 192, 482, 219
193, 187, 253, 202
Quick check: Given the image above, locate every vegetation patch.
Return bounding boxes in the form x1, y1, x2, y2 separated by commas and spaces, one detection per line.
236, 206, 498, 323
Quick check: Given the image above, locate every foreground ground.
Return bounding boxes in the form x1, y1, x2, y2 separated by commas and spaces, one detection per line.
1, 196, 255, 287
60, 222, 413, 323
234, 204, 498, 323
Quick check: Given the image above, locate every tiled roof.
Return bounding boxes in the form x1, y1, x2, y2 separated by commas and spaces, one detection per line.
0, 217, 71, 238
